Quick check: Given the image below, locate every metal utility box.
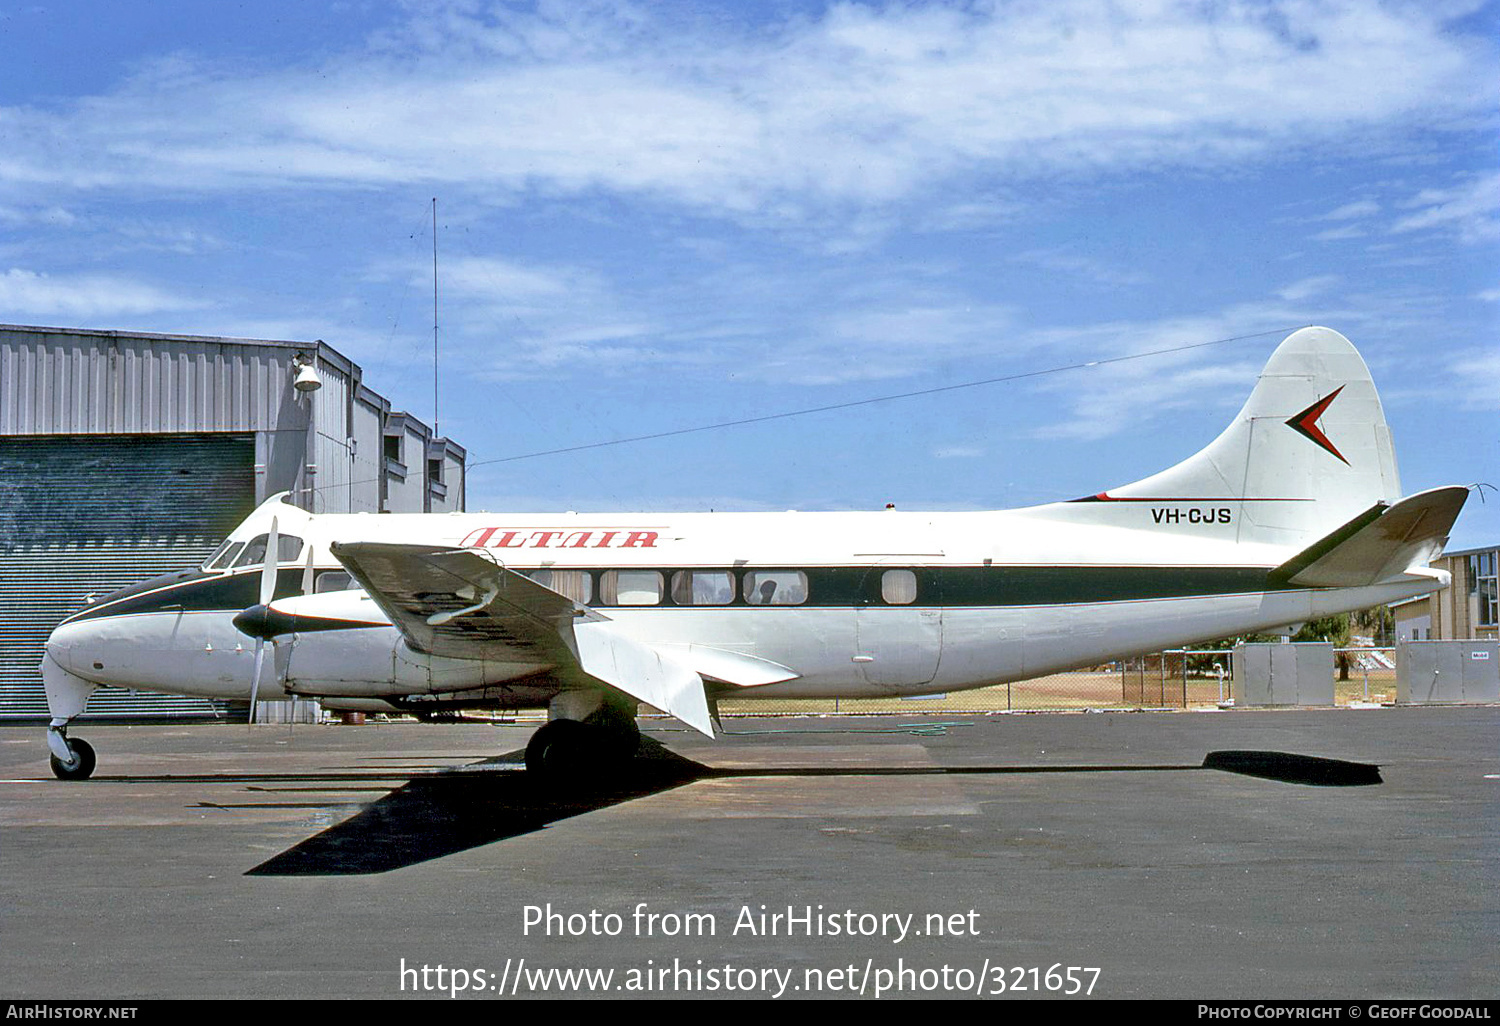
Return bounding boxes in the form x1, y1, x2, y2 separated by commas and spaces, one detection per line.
1235, 643, 1336, 706
1396, 642, 1500, 704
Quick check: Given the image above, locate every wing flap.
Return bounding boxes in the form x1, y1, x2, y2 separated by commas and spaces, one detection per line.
573, 623, 715, 736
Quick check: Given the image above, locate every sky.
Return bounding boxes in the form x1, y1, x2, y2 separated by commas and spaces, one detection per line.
0, 0, 1496, 548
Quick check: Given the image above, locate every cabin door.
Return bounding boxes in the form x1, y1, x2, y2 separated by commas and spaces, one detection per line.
854, 565, 942, 687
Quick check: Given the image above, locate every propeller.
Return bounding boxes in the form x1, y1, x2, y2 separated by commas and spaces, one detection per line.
245, 517, 277, 724
230, 524, 323, 724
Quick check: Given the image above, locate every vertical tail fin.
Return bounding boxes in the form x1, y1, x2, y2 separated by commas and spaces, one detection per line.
1081, 327, 1402, 549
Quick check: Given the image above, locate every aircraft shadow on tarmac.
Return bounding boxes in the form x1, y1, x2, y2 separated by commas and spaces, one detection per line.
242, 741, 1381, 877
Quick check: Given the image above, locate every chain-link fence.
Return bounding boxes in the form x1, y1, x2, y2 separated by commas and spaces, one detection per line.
715, 647, 1400, 715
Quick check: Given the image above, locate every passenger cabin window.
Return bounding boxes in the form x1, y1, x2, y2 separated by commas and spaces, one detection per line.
744, 570, 808, 605
599, 570, 663, 606
231, 534, 305, 567
881, 569, 918, 605
314, 571, 354, 594
670, 570, 735, 606
528, 570, 592, 604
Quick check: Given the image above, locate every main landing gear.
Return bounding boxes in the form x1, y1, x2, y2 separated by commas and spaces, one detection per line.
47, 726, 96, 781
525, 693, 641, 783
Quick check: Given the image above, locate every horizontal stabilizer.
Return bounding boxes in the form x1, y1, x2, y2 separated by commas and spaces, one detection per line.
1271, 486, 1469, 588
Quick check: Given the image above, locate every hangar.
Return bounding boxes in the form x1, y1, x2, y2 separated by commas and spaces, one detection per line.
0, 322, 466, 719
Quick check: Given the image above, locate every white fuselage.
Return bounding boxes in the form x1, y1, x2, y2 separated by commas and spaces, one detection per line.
45, 503, 1446, 709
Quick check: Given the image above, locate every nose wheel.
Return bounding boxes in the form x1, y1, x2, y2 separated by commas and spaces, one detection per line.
48, 732, 96, 781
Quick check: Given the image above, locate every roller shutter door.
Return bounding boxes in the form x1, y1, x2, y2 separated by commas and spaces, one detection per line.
0, 434, 255, 718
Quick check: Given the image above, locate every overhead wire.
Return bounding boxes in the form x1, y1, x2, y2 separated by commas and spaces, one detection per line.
309, 324, 1306, 497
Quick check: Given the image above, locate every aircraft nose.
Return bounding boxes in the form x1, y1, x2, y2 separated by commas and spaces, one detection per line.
45, 619, 93, 676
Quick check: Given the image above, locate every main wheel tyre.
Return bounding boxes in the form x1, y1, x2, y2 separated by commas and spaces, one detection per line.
595, 715, 640, 762
524, 720, 592, 780
50, 738, 96, 781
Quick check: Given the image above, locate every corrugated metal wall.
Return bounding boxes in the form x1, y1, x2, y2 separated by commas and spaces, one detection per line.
350, 393, 386, 514
0, 435, 255, 718
310, 360, 352, 514
0, 326, 302, 435
0, 325, 465, 719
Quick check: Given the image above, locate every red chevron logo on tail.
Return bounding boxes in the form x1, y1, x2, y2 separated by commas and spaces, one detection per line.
1286, 386, 1348, 464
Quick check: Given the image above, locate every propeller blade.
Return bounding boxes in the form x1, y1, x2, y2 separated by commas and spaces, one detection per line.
259, 517, 279, 607
302, 545, 315, 596
248, 638, 265, 725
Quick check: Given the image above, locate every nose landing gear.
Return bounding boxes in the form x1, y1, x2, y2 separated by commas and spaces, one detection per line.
47, 726, 96, 781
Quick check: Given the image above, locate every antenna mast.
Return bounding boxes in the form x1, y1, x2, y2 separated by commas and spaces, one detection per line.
432, 197, 439, 437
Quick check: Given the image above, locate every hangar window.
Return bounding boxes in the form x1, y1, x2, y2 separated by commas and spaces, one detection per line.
599, 570, 663, 606
881, 569, 918, 605
232, 533, 305, 567
528, 569, 593, 604
744, 570, 808, 605
1472, 552, 1498, 627
670, 570, 736, 605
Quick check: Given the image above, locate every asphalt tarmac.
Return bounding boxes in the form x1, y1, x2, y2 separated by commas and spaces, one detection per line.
1, 707, 1495, 1000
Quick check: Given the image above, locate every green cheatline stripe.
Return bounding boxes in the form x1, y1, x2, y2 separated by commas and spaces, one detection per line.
67, 563, 1291, 623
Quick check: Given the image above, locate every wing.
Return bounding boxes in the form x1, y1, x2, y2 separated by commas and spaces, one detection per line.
328, 542, 716, 735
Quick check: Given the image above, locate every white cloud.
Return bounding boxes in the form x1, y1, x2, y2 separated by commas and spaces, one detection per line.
0, 268, 207, 320
1320, 199, 1381, 221
765, 300, 1020, 385
1310, 223, 1367, 242
1277, 275, 1341, 301
1012, 248, 1152, 288
107, 220, 226, 255
0, 205, 77, 227
0, 1, 1492, 222
440, 257, 579, 301
1018, 293, 1358, 443
1448, 348, 1500, 409
918, 198, 1025, 233
375, 253, 675, 379
1392, 171, 1500, 242
1028, 329, 1268, 444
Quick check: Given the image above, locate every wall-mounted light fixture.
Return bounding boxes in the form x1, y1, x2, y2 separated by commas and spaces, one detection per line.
292, 353, 322, 393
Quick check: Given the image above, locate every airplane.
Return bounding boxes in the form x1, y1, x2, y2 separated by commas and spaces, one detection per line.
39, 326, 1467, 781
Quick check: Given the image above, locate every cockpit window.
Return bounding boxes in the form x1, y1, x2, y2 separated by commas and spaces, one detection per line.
203, 540, 243, 571
231, 534, 305, 568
